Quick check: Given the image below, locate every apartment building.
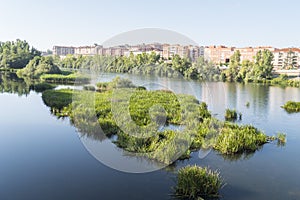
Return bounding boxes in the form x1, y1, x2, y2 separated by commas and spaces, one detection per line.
53, 46, 75, 56
273, 48, 300, 70
162, 44, 202, 61
204, 46, 277, 64
204, 46, 235, 64
236, 46, 276, 62
74, 45, 98, 56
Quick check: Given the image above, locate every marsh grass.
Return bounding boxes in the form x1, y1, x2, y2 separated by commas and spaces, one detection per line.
282, 101, 300, 113
224, 109, 238, 121
276, 132, 287, 146
175, 165, 223, 199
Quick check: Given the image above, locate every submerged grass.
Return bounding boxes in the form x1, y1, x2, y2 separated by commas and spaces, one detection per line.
175, 165, 223, 199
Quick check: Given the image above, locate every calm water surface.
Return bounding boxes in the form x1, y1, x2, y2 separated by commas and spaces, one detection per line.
1, 72, 300, 200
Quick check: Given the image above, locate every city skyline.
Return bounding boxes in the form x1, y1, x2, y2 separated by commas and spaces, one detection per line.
0, 0, 300, 50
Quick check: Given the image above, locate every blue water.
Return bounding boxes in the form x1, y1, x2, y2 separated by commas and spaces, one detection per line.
1, 72, 300, 200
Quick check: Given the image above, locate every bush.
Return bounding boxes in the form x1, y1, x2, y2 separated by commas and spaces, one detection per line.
282, 101, 300, 113
225, 109, 238, 121
175, 165, 223, 199
214, 123, 267, 154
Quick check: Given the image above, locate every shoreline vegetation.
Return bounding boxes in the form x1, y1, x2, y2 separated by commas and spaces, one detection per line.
1, 39, 300, 88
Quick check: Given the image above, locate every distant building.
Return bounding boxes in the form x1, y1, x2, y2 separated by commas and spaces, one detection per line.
75, 45, 98, 56
273, 48, 300, 70
204, 45, 277, 64
53, 46, 75, 56
204, 46, 235, 64
236, 46, 276, 62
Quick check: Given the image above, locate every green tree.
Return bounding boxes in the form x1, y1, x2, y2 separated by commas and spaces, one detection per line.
253, 49, 274, 79
0, 39, 41, 69
226, 50, 241, 82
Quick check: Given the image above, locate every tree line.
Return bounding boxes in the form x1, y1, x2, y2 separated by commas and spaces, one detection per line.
0, 39, 277, 83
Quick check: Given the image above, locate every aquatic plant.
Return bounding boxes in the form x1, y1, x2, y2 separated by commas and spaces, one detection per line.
225, 109, 238, 121
175, 165, 223, 199
282, 101, 300, 113
276, 132, 287, 146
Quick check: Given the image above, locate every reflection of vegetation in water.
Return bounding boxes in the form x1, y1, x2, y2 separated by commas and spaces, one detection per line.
282, 101, 300, 113
175, 165, 223, 199
0, 72, 56, 95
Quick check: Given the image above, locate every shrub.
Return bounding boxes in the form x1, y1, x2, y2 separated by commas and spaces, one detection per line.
175, 165, 223, 199
225, 109, 238, 121
282, 101, 300, 113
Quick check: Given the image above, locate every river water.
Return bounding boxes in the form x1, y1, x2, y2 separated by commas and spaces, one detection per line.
1, 72, 300, 200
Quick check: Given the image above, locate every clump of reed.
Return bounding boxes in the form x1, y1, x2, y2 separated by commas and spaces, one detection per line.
282, 101, 300, 113
175, 165, 223, 199
225, 109, 239, 121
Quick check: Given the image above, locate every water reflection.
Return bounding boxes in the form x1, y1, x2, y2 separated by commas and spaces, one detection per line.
0, 72, 31, 95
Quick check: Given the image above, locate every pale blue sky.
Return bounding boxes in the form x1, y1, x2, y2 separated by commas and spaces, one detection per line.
0, 0, 299, 50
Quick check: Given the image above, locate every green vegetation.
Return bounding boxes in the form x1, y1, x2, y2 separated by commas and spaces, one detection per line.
40, 73, 90, 84
225, 109, 239, 121
42, 89, 73, 116
32, 83, 55, 92
175, 165, 223, 199
214, 123, 267, 154
271, 74, 300, 87
16, 56, 90, 84
0, 39, 40, 69
55, 53, 221, 81
276, 132, 287, 146
17, 56, 61, 78
282, 101, 300, 113
41, 77, 276, 163
223, 49, 275, 82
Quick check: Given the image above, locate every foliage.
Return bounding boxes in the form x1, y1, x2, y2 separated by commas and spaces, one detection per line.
40, 73, 90, 84
42, 89, 73, 116
223, 49, 274, 82
282, 101, 300, 113
33, 83, 55, 92
276, 132, 286, 146
17, 56, 61, 78
226, 50, 241, 82
0, 39, 40, 69
214, 123, 267, 154
42, 78, 275, 162
225, 109, 238, 121
271, 74, 300, 87
175, 165, 223, 199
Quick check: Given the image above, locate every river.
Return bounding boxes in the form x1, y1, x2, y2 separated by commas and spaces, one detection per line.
1, 71, 300, 200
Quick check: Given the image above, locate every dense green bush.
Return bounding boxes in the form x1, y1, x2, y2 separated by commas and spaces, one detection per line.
175, 165, 223, 199
17, 56, 61, 78
225, 109, 238, 121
